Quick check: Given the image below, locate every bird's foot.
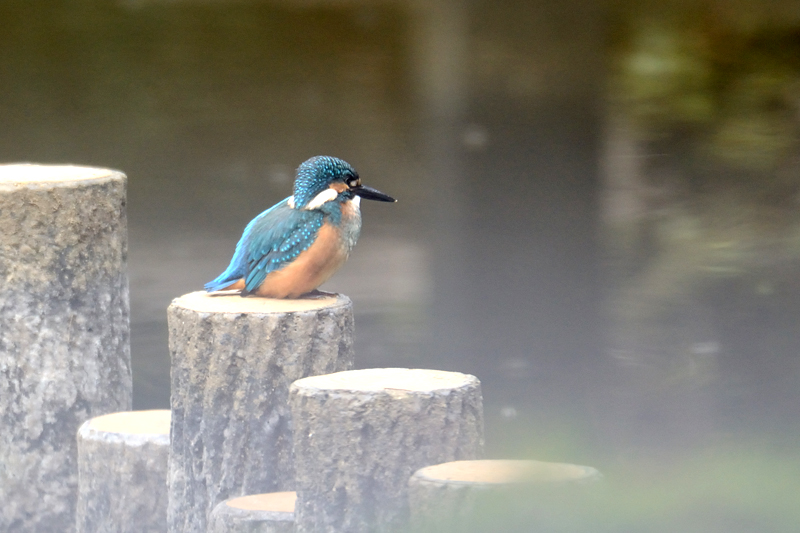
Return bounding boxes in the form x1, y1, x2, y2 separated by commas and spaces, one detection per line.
300, 289, 338, 299
209, 289, 244, 297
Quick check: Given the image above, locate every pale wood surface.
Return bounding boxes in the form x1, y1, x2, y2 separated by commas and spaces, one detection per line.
89, 410, 170, 436
173, 290, 341, 314
296, 367, 476, 392
414, 459, 599, 485
0, 164, 115, 187
226, 492, 296, 513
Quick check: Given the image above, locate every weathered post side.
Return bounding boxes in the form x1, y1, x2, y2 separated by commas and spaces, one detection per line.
209, 492, 296, 533
167, 291, 354, 533
409, 459, 602, 532
0, 164, 131, 532
77, 410, 170, 533
290, 368, 484, 533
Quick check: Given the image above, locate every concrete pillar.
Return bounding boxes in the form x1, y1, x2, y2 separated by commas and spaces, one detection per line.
0, 164, 131, 532
409, 459, 602, 532
77, 410, 170, 533
167, 292, 354, 533
209, 492, 295, 533
290, 368, 484, 533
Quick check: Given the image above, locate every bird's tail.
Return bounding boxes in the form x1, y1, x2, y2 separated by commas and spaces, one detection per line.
204, 268, 243, 292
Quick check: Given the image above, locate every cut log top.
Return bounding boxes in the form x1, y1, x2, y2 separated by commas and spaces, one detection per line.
85, 410, 171, 436
171, 291, 350, 314
413, 459, 601, 486
292, 367, 478, 393
0, 164, 120, 189
209, 492, 296, 533
224, 492, 297, 514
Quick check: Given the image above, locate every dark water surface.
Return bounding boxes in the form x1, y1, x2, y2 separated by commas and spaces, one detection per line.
2, 1, 799, 530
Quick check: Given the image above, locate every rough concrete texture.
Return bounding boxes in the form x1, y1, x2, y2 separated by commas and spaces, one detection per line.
76, 410, 170, 533
208, 493, 296, 533
167, 292, 354, 533
408, 460, 602, 532
0, 165, 132, 533
290, 368, 484, 533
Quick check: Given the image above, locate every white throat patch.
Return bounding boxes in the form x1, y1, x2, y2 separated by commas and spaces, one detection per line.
304, 188, 339, 210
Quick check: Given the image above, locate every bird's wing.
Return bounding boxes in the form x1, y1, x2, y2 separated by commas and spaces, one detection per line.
241, 203, 325, 294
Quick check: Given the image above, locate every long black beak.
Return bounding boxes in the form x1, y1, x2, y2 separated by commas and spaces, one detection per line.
352, 184, 396, 203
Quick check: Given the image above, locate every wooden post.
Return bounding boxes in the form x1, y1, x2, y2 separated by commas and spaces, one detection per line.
290, 368, 484, 533
408, 459, 602, 532
76, 410, 170, 533
0, 164, 131, 532
208, 492, 296, 533
168, 292, 354, 533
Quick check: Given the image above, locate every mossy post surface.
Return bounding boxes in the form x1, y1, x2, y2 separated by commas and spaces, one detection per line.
208, 492, 296, 533
77, 410, 170, 533
0, 165, 131, 532
290, 368, 484, 533
167, 292, 354, 533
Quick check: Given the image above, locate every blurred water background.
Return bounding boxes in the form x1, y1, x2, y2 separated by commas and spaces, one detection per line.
2, 0, 799, 530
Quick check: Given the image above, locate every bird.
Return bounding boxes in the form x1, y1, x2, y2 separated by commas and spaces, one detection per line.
205, 155, 396, 298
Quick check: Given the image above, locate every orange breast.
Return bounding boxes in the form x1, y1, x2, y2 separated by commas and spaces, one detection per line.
253, 222, 349, 298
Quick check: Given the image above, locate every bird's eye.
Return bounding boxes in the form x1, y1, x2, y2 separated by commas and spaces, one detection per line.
347, 177, 359, 187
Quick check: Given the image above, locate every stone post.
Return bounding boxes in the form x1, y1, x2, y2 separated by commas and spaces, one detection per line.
290, 368, 484, 533
409, 459, 602, 532
209, 492, 296, 533
0, 164, 131, 532
167, 292, 354, 533
77, 410, 170, 533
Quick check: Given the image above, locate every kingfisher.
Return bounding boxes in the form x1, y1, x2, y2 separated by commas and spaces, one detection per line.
205, 156, 396, 298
